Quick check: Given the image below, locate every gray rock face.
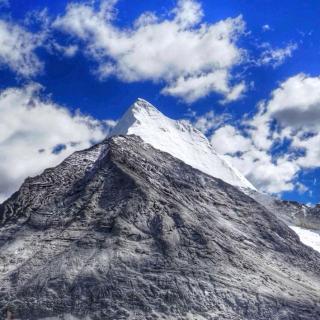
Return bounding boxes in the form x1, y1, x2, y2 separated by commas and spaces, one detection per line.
0, 135, 320, 320
245, 189, 320, 229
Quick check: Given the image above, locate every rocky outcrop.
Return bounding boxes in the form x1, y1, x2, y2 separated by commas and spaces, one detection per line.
0, 135, 320, 319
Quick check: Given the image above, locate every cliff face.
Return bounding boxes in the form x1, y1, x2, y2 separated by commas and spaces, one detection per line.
0, 135, 320, 320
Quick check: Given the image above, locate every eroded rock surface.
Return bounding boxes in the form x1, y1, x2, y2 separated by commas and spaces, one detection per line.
0, 135, 320, 319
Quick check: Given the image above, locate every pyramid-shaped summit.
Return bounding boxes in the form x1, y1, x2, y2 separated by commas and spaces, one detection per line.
110, 98, 256, 190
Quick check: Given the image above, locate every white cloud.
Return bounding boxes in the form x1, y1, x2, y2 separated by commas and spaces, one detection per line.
54, 0, 246, 103
0, 19, 43, 77
296, 182, 308, 194
265, 73, 320, 129
192, 110, 231, 134
208, 123, 298, 193
227, 151, 299, 193
222, 81, 246, 104
207, 73, 320, 194
262, 74, 320, 170
173, 0, 203, 27
262, 24, 271, 32
210, 125, 251, 155
51, 42, 78, 57
292, 133, 320, 168
162, 70, 246, 103
257, 43, 297, 68
210, 126, 299, 193
0, 84, 114, 202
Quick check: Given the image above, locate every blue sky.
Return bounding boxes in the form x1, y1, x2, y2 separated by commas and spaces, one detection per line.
0, 0, 320, 204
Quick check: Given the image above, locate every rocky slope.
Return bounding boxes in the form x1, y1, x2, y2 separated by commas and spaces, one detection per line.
244, 189, 320, 228
0, 135, 320, 319
244, 189, 320, 252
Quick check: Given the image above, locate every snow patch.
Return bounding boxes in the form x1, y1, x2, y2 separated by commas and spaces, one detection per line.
290, 226, 320, 253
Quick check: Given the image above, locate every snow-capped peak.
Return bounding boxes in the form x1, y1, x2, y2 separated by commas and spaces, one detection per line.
110, 99, 256, 190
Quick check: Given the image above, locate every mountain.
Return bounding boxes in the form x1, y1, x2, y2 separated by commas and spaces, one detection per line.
1, 134, 320, 319
110, 99, 256, 190
110, 99, 320, 253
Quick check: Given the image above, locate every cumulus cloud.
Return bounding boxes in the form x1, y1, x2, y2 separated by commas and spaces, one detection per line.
270, 74, 320, 170
257, 43, 297, 68
210, 130, 300, 193
211, 125, 251, 155
196, 73, 320, 194
292, 133, 320, 168
0, 19, 43, 77
54, 0, 246, 103
0, 84, 114, 202
208, 123, 298, 193
264, 73, 320, 129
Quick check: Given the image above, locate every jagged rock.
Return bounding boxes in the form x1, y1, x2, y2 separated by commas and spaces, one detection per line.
0, 135, 320, 319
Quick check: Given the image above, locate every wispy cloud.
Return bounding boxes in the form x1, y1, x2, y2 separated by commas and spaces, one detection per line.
257, 43, 298, 68
262, 24, 271, 32
0, 19, 43, 77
